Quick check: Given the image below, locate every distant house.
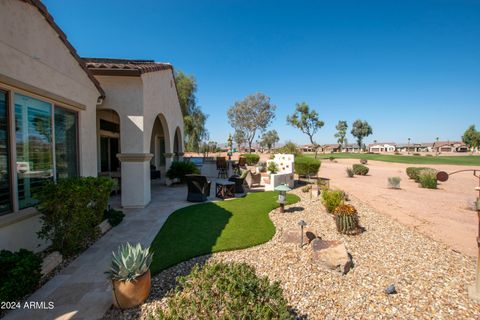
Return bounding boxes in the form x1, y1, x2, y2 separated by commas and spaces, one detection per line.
396, 143, 433, 152
433, 141, 468, 153
323, 144, 341, 153
368, 142, 396, 153
299, 144, 322, 153
344, 144, 361, 152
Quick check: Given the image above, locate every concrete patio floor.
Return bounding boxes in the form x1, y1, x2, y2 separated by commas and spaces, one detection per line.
4, 182, 193, 320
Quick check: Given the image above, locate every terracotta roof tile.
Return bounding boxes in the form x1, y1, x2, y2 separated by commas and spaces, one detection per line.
83, 58, 173, 76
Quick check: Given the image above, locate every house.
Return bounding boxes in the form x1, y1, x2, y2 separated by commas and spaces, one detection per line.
395, 142, 432, 152
299, 144, 323, 153
323, 144, 341, 153
433, 141, 468, 153
344, 144, 361, 152
368, 142, 396, 153
0, 0, 184, 252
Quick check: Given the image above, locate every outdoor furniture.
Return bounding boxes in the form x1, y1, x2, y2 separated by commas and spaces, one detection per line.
232, 157, 247, 175
215, 181, 235, 199
245, 170, 262, 188
150, 164, 161, 180
186, 174, 211, 202
216, 157, 228, 178
228, 170, 249, 193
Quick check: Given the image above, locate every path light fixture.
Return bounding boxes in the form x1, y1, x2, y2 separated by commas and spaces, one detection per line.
298, 220, 307, 248
275, 184, 291, 213
437, 169, 480, 303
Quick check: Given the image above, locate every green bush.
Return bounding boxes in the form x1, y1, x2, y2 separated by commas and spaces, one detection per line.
151, 262, 292, 319
322, 189, 344, 213
419, 169, 438, 189
103, 208, 125, 227
0, 249, 42, 301
346, 167, 354, 177
294, 156, 321, 176
352, 164, 369, 175
240, 153, 260, 165
36, 177, 114, 257
166, 161, 200, 182
360, 158, 368, 164
267, 161, 279, 174
406, 167, 433, 182
276, 141, 300, 155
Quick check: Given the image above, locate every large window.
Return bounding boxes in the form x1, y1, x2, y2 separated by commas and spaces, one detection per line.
55, 107, 78, 179
0, 90, 11, 214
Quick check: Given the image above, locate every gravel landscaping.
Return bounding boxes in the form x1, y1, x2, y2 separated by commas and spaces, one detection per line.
104, 188, 480, 319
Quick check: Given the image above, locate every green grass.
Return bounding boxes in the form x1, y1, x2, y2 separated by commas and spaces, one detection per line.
150, 191, 300, 274
308, 153, 480, 166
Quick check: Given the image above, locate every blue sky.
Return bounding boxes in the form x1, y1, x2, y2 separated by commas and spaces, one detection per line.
44, 0, 480, 145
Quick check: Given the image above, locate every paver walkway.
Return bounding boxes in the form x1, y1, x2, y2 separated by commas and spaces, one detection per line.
4, 183, 191, 320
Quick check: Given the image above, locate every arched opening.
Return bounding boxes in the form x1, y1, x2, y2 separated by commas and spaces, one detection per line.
96, 109, 121, 175
149, 114, 170, 182
173, 127, 182, 161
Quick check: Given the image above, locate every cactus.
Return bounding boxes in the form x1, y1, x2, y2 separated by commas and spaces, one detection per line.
106, 242, 153, 282
334, 204, 360, 235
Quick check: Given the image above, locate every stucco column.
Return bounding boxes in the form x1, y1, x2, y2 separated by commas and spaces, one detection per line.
117, 153, 153, 208
164, 156, 174, 186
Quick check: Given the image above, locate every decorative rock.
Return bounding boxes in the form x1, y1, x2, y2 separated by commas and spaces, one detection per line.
99, 219, 112, 234
311, 239, 352, 274
385, 284, 397, 295
41, 251, 62, 276
282, 229, 318, 245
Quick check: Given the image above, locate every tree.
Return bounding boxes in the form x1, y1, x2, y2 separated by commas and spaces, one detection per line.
227, 93, 276, 153
175, 70, 208, 152
334, 120, 348, 151
233, 129, 246, 151
286, 102, 324, 158
259, 130, 280, 152
462, 125, 480, 152
351, 120, 373, 152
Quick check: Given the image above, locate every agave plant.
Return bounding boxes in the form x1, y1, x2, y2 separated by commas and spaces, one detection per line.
106, 242, 153, 282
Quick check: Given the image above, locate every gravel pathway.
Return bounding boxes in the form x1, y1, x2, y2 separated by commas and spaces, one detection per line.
104, 189, 480, 319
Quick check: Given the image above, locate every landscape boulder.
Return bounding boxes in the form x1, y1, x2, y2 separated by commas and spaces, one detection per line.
311, 239, 352, 274
282, 229, 319, 245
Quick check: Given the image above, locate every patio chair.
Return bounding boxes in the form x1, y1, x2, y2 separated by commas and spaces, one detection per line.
216, 157, 228, 179
245, 170, 262, 188
228, 169, 249, 193
232, 156, 247, 175
186, 174, 211, 202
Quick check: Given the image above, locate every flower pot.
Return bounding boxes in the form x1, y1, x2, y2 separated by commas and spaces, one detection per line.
112, 270, 151, 309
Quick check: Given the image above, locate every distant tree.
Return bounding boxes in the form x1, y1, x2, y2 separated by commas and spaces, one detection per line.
259, 130, 280, 152
462, 125, 480, 152
277, 141, 300, 155
175, 71, 208, 152
286, 102, 324, 158
227, 93, 276, 153
351, 120, 373, 152
234, 129, 246, 151
334, 120, 348, 151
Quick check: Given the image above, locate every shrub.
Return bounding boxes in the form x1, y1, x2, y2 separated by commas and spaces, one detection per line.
166, 161, 200, 182
256, 161, 267, 172
240, 153, 260, 165
419, 169, 438, 189
267, 161, 279, 174
413, 153, 421, 156
394, 151, 401, 155
352, 164, 369, 175
346, 167, 354, 177
103, 208, 125, 227
151, 262, 292, 319
360, 158, 368, 164
36, 177, 114, 256
387, 176, 401, 189
333, 204, 360, 235
276, 140, 300, 155
322, 189, 344, 213
294, 156, 321, 177
301, 185, 311, 193
329, 156, 335, 161
406, 167, 433, 182
0, 249, 42, 301
426, 154, 433, 157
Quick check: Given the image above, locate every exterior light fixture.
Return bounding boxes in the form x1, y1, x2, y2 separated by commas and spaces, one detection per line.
298, 220, 307, 248
275, 184, 291, 213
437, 169, 480, 303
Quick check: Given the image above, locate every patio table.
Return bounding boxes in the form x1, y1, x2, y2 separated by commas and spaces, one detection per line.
215, 181, 235, 199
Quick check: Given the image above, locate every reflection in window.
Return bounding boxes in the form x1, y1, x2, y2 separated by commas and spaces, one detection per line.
55, 108, 78, 179
0, 91, 11, 214
15, 94, 53, 209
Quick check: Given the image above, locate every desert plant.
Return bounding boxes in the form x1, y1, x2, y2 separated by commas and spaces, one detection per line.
419, 169, 438, 189
294, 156, 321, 177
406, 167, 433, 182
322, 189, 344, 213
387, 176, 401, 189
240, 153, 260, 165
150, 262, 292, 319
166, 161, 200, 182
333, 204, 360, 235
267, 161, 279, 174
106, 243, 153, 282
36, 177, 114, 256
346, 167, 354, 177
352, 164, 369, 175
413, 153, 421, 156
0, 249, 42, 301
329, 156, 335, 161
301, 185, 311, 193
103, 208, 125, 227
256, 161, 267, 172
276, 140, 301, 155
360, 158, 368, 164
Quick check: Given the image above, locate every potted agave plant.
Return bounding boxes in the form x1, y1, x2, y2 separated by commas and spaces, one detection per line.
106, 242, 153, 309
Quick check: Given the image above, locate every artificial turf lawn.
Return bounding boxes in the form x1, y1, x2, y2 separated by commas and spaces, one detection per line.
150, 191, 300, 274
308, 153, 480, 166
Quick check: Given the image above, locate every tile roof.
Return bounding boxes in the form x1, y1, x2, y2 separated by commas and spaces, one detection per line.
21, 0, 105, 98
83, 58, 173, 76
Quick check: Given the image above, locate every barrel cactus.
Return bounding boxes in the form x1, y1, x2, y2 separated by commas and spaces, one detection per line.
333, 204, 360, 235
